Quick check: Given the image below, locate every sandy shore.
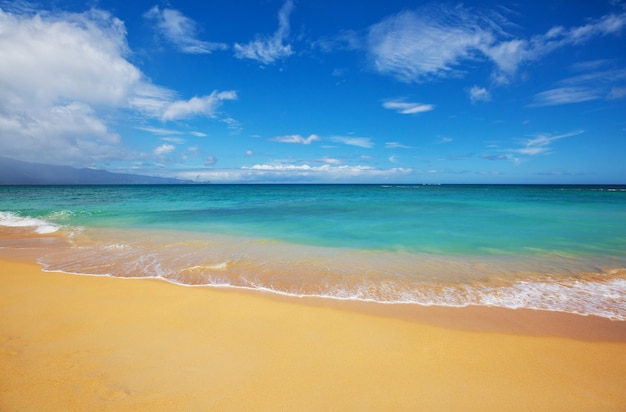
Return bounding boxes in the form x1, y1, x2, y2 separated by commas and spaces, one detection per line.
1, 258, 625, 411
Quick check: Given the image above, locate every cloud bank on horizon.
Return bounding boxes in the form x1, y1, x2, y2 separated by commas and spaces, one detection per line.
0, 0, 625, 183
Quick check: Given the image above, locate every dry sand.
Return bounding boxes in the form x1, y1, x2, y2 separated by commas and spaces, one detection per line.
1, 258, 625, 411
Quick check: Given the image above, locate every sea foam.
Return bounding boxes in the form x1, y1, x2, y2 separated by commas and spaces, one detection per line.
0, 211, 60, 234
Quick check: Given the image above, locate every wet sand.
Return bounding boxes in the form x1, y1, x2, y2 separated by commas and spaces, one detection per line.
1, 258, 625, 411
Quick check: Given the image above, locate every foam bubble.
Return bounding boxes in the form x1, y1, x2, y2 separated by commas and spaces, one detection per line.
0, 211, 60, 234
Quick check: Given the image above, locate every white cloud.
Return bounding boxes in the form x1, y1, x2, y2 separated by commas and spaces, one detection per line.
0, 7, 237, 166
144, 6, 227, 54
485, 13, 626, 84
469, 85, 491, 103
233, 0, 294, 64
531, 67, 626, 106
366, 4, 626, 85
367, 5, 497, 82
608, 86, 626, 100
161, 137, 186, 144
153, 143, 175, 156
163, 163, 412, 184
136, 126, 184, 135
514, 130, 584, 156
383, 100, 435, 114
270, 134, 320, 144
0, 8, 135, 164
530, 87, 601, 106
385, 142, 414, 149
319, 157, 342, 165
314, 30, 362, 53
161, 91, 237, 122
205, 156, 217, 166
331, 136, 374, 148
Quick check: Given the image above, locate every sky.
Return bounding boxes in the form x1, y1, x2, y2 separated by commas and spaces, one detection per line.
0, 0, 625, 184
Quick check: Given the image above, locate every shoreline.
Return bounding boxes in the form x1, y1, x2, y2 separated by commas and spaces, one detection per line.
2, 258, 626, 411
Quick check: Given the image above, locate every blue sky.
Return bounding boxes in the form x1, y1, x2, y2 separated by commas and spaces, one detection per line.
1, 0, 625, 183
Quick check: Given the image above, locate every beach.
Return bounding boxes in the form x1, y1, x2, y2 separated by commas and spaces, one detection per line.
1, 258, 625, 411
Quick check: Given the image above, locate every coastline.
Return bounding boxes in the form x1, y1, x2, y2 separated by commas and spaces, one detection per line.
1, 258, 625, 411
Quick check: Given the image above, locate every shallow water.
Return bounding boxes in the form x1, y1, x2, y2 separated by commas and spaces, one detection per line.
1, 184, 625, 319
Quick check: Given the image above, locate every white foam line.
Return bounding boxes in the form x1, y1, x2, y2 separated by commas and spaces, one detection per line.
36, 258, 626, 321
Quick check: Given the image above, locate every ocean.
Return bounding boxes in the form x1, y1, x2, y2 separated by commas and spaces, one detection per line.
1, 184, 625, 320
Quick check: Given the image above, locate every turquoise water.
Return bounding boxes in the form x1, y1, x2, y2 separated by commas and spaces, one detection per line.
1, 184, 625, 319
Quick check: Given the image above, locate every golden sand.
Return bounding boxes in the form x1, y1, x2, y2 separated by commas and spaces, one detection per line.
1, 258, 625, 411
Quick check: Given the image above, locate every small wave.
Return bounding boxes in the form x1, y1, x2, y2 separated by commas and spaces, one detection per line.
179, 262, 230, 272
0, 211, 60, 234
46, 210, 77, 221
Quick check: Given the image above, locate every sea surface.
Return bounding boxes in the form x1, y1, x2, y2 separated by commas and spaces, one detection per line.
1, 184, 625, 320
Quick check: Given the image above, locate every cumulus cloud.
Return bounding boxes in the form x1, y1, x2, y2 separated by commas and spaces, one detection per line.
144, 6, 227, 54
233, 0, 294, 64
382, 100, 434, 114
153, 143, 176, 156
0, 8, 135, 164
469, 86, 491, 103
161, 91, 238, 122
270, 134, 320, 144
0, 7, 237, 166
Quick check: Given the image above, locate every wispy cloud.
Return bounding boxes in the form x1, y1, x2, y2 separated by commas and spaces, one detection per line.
234, 0, 294, 64
514, 130, 584, 156
136, 126, 184, 135
314, 29, 362, 53
382, 100, 435, 114
469, 85, 491, 103
161, 137, 186, 144
331, 136, 374, 148
318, 156, 342, 165
144, 6, 227, 54
270, 134, 320, 144
530, 87, 600, 107
608, 86, 626, 100
485, 12, 626, 84
385, 142, 414, 149
367, 4, 498, 82
531, 66, 626, 106
365, 4, 626, 85
204, 156, 217, 166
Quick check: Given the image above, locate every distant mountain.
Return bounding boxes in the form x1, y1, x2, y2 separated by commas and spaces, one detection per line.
0, 157, 197, 185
